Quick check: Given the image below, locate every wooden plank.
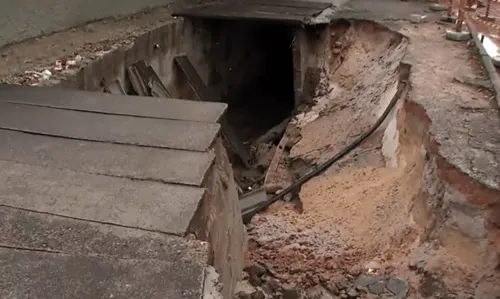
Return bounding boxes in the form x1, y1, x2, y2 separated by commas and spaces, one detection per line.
104, 78, 126, 95
127, 64, 149, 96
174, 54, 253, 168
174, 55, 213, 102
147, 66, 173, 98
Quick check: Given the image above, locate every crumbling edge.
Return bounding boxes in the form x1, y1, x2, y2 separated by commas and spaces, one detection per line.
468, 24, 500, 108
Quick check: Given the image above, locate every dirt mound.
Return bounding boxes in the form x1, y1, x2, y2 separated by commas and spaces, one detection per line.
244, 20, 500, 299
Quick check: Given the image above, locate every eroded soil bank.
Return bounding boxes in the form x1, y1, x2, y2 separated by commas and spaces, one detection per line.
237, 20, 500, 299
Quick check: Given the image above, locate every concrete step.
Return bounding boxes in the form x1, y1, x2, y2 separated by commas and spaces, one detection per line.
0, 102, 220, 151
0, 84, 238, 299
0, 206, 209, 299
0, 160, 205, 235
0, 129, 213, 186
0, 84, 227, 123
0, 248, 207, 299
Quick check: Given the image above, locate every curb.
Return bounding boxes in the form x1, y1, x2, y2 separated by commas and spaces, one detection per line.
468, 24, 500, 107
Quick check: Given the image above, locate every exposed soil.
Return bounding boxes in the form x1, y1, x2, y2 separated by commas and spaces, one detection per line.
240, 18, 500, 299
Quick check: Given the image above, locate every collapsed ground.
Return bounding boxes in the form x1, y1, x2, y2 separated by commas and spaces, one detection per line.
0, 3, 499, 299
234, 19, 500, 299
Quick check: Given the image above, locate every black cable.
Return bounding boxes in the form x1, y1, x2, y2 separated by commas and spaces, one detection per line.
242, 80, 408, 223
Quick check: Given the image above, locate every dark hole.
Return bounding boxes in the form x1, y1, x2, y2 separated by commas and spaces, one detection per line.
209, 20, 296, 142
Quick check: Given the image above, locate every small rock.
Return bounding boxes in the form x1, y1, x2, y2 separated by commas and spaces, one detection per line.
354, 274, 378, 291
346, 289, 358, 299
265, 277, 281, 292
245, 264, 267, 278
387, 277, 409, 298
332, 275, 349, 290
340, 294, 348, 299
348, 265, 362, 277
251, 290, 265, 299
249, 275, 263, 287
409, 14, 426, 24
325, 282, 339, 295
408, 257, 425, 271
368, 279, 388, 295
261, 284, 273, 296
307, 285, 336, 299
83, 24, 96, 33
236, 291, 252, 299
334, 41, 342, 47
282, 285, 300, 299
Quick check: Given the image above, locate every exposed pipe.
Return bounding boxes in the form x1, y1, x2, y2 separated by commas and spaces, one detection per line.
242, 67, 410, 224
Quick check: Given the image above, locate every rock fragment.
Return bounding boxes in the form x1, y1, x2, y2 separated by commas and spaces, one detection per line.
386, 277, 409, 298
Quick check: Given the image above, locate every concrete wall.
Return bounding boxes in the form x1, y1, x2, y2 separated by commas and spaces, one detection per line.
0, 0, 172, 48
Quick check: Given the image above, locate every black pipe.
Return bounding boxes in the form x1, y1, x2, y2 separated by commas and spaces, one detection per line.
242, 78, 409, 223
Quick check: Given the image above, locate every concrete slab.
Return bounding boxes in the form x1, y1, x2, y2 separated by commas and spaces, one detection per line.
0, 206, 207, 260
0, 247, 207, 299
445, 30, 471, 41
0, 129, 213, 186
0, 160, 204, 235
0, 102, 220, 152
0, 84, 227, 123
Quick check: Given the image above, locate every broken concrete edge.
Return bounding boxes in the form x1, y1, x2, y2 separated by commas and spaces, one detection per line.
203, 266, 224, 299
188, 137, 247, 299
468, 24, 500, 108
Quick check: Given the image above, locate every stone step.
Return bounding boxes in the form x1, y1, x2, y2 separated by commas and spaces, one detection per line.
0, 160, 204, 235
0, 129, 213, 186
0, 83, 238, 299
0, 102, 220, 152
0, 246, 207, 299
0, 205, 207, 261
0, 84, 227, 123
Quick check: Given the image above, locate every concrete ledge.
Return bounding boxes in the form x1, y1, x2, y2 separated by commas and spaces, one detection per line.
0, 129, 214, 186
0, 102, 221, 151
0, 160, 205, 235
469, 25, 500, 107
0, 84, 227, 123
0, 247, 207, 299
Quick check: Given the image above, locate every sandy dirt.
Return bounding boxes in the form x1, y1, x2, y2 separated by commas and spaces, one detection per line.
245, 18, 500, 298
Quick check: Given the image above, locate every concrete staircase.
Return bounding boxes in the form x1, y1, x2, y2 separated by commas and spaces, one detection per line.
0, 84, 245, 299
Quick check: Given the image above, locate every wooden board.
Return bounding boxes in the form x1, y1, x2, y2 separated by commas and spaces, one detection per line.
174, 54, 253, 168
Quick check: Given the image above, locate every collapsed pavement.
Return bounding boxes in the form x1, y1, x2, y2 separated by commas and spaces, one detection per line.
0, 0, 499, 299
